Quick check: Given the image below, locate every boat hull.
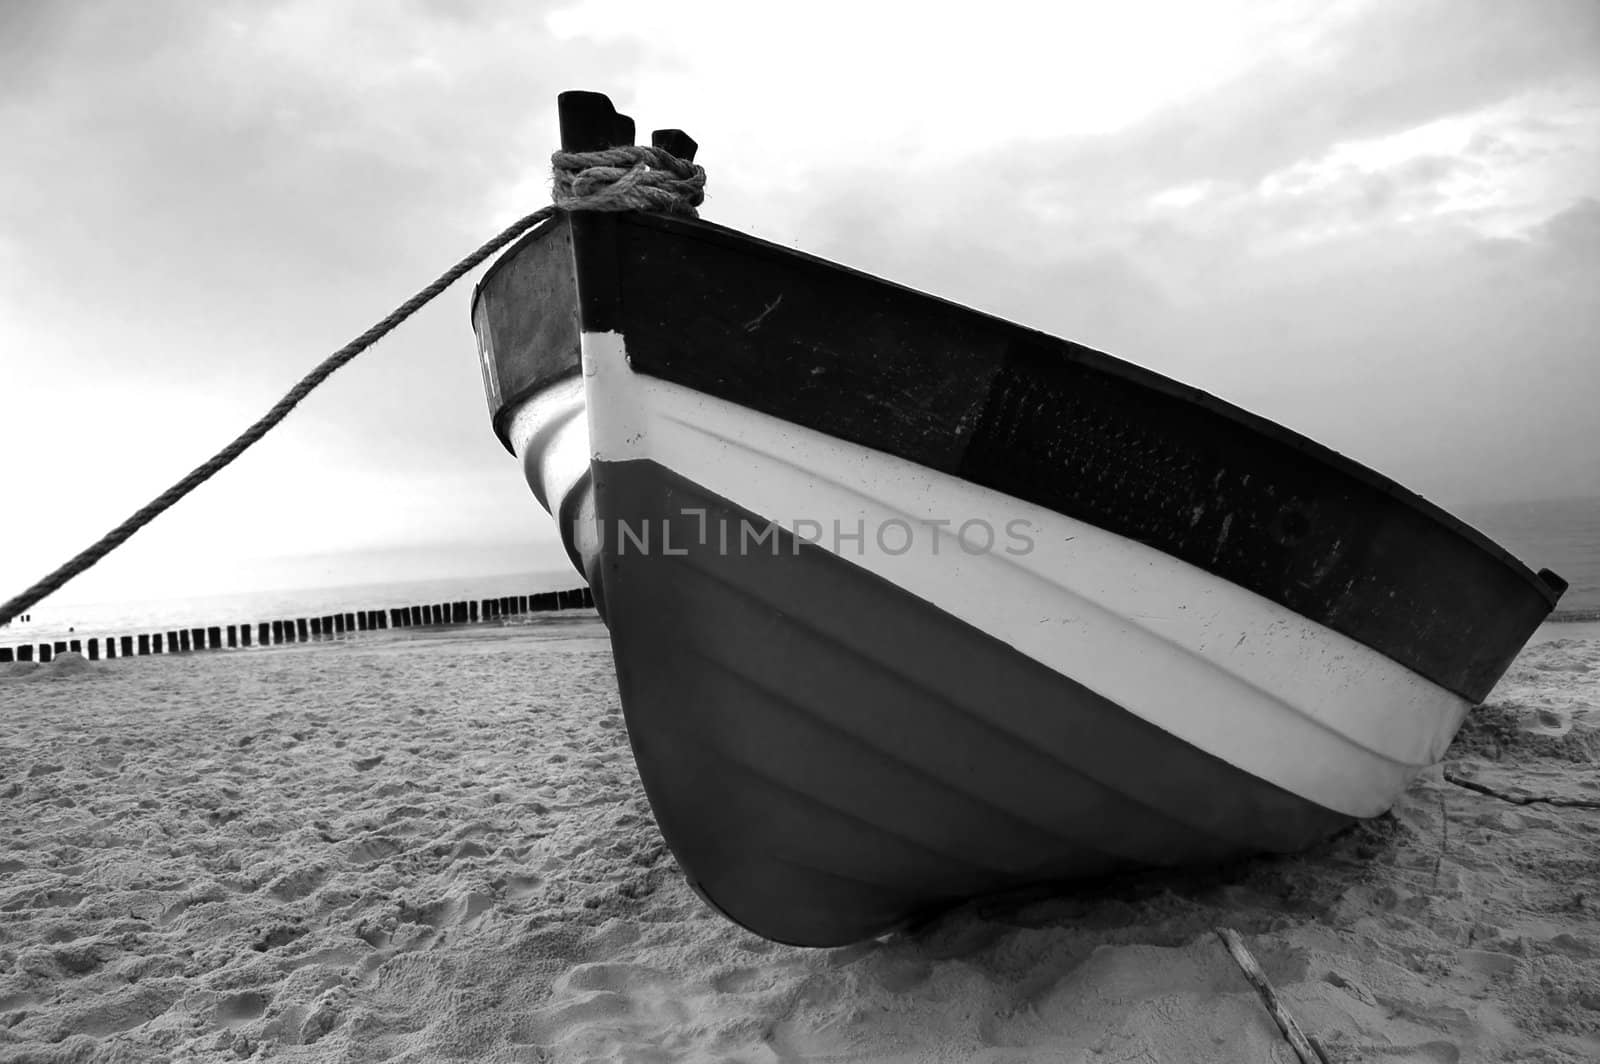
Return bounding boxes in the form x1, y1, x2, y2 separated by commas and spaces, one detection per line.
472, 204, 1562, 946
498, 333, 1469, 945
591, 453, 1352, 946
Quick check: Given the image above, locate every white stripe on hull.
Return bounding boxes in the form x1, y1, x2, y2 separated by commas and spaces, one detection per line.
508, 331, 1471, 819
503, 375, 602, 578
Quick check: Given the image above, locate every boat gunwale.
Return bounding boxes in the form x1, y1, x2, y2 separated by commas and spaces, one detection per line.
471, 209, 1559, 607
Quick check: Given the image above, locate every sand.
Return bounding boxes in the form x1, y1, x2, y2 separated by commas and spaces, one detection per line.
1, 617, 1597, 1063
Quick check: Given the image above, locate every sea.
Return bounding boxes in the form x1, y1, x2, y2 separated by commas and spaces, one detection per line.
1, 496, 1596, 652
1, 569, 584, 648
1456, 495, 1600, 622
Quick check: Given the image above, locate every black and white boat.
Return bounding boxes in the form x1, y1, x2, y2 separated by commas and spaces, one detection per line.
470, 91, 1566, 946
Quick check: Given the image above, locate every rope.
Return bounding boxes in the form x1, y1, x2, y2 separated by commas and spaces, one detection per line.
0, 146, 707, 627
552, 145, 705, 217
1445, 771, 1600, 810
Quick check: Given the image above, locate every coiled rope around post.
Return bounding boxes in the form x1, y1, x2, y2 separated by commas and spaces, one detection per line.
0, 146, 705, 627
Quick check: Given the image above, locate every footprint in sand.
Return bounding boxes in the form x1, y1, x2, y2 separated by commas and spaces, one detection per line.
501, 873, 543, 901
266, 865, 329, 901
562, 961, 667, 994
509, 990, 632, 1047
1, 888, 85, 913
257, 992, 345, 1049
870, 957, 934, 993
0, 990, 44, 1013
1542, 932, 1598, 959
399, 891, 496, 931
347, 836, 406, 865
710, 967, 769, 994
215, 990, 270, 1028
295, 987, 350, 1045
251, 924, 308, 953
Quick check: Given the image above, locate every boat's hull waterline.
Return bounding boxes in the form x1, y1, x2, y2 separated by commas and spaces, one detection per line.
470, 92, 1564, 946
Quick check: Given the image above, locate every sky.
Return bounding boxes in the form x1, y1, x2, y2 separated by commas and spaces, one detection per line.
1, 0, 1596, 608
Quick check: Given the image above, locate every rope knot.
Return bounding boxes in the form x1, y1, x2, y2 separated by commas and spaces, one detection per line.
550, 145, 706, 219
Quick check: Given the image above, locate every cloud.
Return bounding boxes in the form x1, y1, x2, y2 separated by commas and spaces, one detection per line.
2, 2, 629, 332
0, 0, 643, 600
1535, 197, 1600, 259
1, 0, 640, 384
1, 0, 1594, 607
764, 0, 1600, 505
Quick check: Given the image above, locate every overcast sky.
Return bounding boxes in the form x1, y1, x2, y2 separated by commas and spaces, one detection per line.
1, 0, 1596, 607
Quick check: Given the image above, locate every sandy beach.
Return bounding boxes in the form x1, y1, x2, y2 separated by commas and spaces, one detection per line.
1, 616, 1596, 1063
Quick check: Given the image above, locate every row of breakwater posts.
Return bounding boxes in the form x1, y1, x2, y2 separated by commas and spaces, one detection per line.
0, 587, 596, 665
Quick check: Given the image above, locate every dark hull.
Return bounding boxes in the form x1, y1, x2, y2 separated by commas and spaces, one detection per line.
594, 458, 1350, 946
470, 93, 1563, 945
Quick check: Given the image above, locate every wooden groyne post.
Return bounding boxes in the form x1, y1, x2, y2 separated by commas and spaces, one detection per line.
2, 586, 595, 665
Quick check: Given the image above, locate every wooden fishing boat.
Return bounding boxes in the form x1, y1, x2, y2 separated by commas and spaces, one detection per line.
471, 91, 1567, 946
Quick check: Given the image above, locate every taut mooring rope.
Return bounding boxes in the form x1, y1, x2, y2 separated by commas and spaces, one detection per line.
0, 147, 706, 627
